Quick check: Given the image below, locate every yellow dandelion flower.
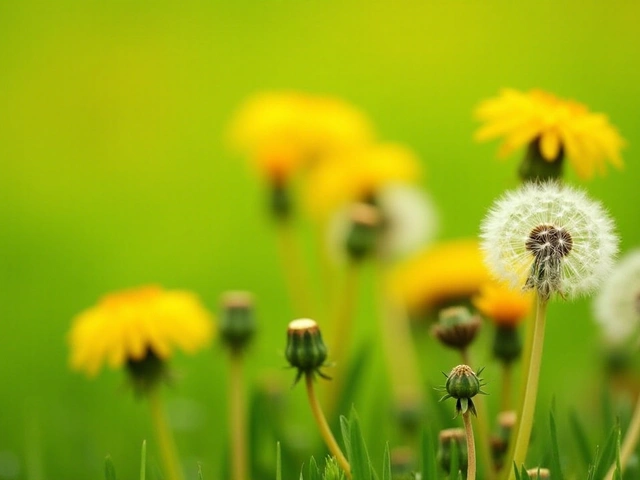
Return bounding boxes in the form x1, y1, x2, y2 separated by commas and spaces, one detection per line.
228, 91, 374, 182
389, 239, 492, 315
69, 286, 214, 377
305, 142, 421, 218
474, 88, 625, 179
473, 282, 533, 328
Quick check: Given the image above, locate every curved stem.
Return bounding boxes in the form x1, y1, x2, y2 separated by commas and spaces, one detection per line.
605, 392, 640, 479
305, 373, 352, 478
463, 411, 477, 480
148, 389, 184, 480
508, 294, 548, 479
276, 221, 314, 317
229, 352, 248, 480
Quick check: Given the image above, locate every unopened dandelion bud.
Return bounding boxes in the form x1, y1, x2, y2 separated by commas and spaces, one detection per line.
493, 325, 522, 364
437, 428, 468, 474
519, 138, 564, 182
526, 467, 550, 479
393, 396, 423, 437
490, 411, 517, 469
432, 306, 482, 350
345, 202, 381, 261
219, 291, 256, 353
439, 364, 487, 417
285, 319, 328, 383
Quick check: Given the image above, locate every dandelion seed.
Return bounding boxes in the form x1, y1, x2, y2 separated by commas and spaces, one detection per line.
480, 181, 618, 301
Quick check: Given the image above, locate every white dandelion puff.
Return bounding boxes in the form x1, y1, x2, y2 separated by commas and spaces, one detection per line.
594, 250, 640, 344
480, 181, 618, 300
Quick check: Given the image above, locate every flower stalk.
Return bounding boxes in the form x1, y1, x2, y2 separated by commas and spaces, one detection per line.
229, 352, 248, 480
148, 389, 184, 480
463, 410, 477, 480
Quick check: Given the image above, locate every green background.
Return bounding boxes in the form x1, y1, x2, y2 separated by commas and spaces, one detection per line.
1, 1, 639, 479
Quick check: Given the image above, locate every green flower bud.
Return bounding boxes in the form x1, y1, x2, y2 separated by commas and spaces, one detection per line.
285, 319, 329, 384
438, 364, 487, 416
436, 428, 468, 475
491, 411, 517, 470
432, 306, 482, 351
219, 291, 256, 353
493, 325, 522, 364
345, 203, 381, 261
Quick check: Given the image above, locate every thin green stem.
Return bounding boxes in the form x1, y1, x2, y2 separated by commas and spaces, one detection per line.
276, 221, 314, 317
229, 352, 248, 480
605, 391, 640, 479
463, 411, 477, 480
461, 350, 495, 480
140, 440, 147, 480
501, 363, 513, 413
507, 294, 548, 479
305, 372, 352, 479
148, 389, 184, 480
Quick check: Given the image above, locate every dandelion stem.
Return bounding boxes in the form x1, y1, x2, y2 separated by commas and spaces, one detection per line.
276, 221, 314, 317
148, 389, 184, 480
325, 262, 360, 412
463, 411, 477, 480
508, 294, 548, 479
501, 363, 513, 412
305, 372, 352, 479
229, 352, 248, 480
605, 391, 640, 479
460, 350, 496, 480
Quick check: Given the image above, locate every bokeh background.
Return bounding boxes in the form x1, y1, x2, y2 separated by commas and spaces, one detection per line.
1, 1, 639, 479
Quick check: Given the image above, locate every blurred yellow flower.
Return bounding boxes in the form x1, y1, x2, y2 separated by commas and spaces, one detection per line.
474, 89, 625, 179
306, 143, 421, 218
228, 92, 374, 182
473, 282, 533, 327
389, 239, 492, 315
69, 286, 214, 376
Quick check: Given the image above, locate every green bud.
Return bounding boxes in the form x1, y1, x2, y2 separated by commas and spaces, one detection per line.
491, 411, 517, 470
432, 306, 482, 351
439, 364, 487, 416
437, 428, 468, 474
493, 325, 522, 364
345, 203, 381, 261
519, 137, 564, 183
219, 291, 256, 353
285, 319, 329, 383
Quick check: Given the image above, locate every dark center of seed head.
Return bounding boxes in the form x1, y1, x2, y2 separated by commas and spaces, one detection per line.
525, 224, 573, 258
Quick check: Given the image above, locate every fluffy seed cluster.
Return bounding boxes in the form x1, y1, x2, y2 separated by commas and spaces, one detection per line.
593, 250, 640, 344
480, 182, 618, 300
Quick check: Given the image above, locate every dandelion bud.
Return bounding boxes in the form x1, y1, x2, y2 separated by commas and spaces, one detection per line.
493, 325, 522, 364
393, 396, 423, 437
285, 319, 328, 383
491, 411, 517, 469
432, 306, 482, 351
345, 202, 381, 260
126, 349, 168, 395
439, 365, 487, 417
526, 467, 550, 479
437, 428, 468, 474
219, 291, 256, 353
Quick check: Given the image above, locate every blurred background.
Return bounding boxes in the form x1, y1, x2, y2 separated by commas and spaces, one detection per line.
1, 1, 639, 479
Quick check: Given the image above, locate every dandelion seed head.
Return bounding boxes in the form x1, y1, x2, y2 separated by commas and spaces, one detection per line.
480, 182, 618, 300
594, 250, 640, 344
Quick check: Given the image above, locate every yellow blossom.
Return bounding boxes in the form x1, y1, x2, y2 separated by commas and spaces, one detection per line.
473, 282, 533, 327
228, 91, 374, 182
474, 88, 625, 179
69, 286, 214, 376
305, 142, 421, 218
389, 239, 492, 315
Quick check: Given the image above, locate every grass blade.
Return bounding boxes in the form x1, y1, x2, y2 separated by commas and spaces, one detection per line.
549, 409, 565, 480
382, 443, 391, 480
348, 407, 373, 480
308, 457, 320, 480
590, 420, 621, 480
276, 442, 282, 480
420, 428, 438, 480
569, 408, 592, 467
104, 456, 117, 480
140, 440, 147, 480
